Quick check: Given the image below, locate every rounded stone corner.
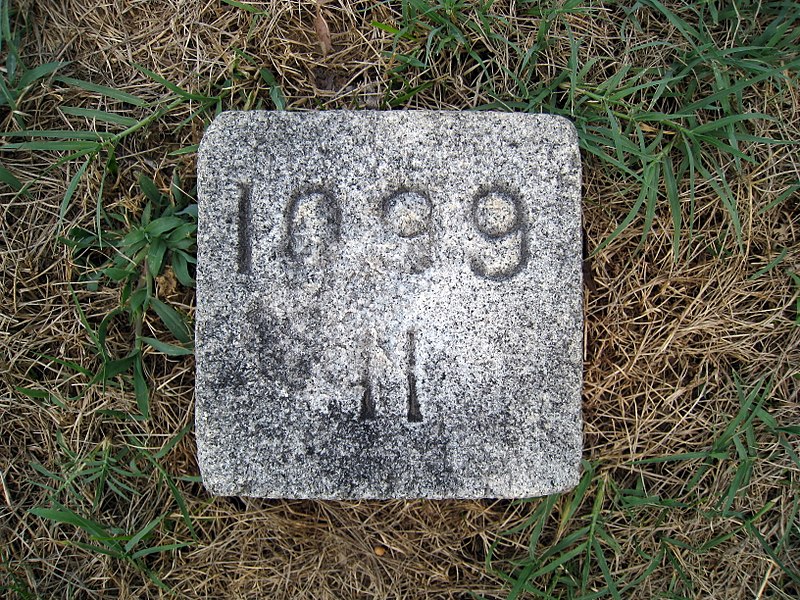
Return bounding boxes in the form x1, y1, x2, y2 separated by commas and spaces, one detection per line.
198, 112, 237, 163
550, 114, 580, 148
203, 110, 241, 137
200, 478, 226, 497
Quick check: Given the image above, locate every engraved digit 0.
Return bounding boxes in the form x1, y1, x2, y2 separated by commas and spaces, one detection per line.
470, 189, 528, 280
286, 189, 341, 264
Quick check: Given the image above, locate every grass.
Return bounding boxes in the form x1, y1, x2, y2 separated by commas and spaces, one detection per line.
380, 0, 800, 258
1, 0, 798, 598
484, 376, 800, 599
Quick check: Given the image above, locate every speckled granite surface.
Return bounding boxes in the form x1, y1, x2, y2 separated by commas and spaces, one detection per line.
195, 111, 583, 498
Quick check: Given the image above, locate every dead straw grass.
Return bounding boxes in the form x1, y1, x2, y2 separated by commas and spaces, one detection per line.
1, 0, 799, 598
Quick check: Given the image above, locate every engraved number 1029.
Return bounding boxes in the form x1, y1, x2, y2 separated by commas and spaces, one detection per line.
237, 185, 529, 281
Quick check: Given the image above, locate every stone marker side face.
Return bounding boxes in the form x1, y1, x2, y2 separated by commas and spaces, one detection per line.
196, 111, 583, 499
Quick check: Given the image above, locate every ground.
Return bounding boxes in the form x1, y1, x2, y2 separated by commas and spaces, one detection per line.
1, 0, 798, 598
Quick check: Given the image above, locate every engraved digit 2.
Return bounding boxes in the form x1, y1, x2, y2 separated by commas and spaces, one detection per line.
383, 190, 433, 274
470, 189, 528, 280
383, 191, 432, 238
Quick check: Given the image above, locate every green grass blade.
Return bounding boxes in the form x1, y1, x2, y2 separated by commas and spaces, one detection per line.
124, 515, 163, 554
529, 541, 589, 580
592, 179, 646, 256
748, 248, 788, 280
56, 75, 148, 106
153, 421, 193, 461
1, 140, 100, 151
638, 0, 701, 47
18, 61, 69, 87
1, 129, 111, 140
131, 541, 191, 560
146, 238, 167, 275
150, 297, 191, 343
760, 184, 799, 214
36, 352, 93, 377
696, 160, 743, 250
0, 163, 22, 191
60, 106, 139, 127
133, 353, 149, 419
633, 451, 729, 464
746, 523, 800, 585
221, 0, 266, 14
662, 153, 681, 260
638, 155, 661, 250
592, 537, 621, 599
172, 251, 195, 287
683, 57, 800, 113
134, 63, 215, 102
140, 337, 193, 356
692, 113, 775, 134
59, 157, 92, 226
30, 505, 117, 549
168, 143, 198, 156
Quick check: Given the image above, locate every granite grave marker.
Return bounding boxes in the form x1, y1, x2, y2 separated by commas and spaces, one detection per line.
196, 111, 583, 499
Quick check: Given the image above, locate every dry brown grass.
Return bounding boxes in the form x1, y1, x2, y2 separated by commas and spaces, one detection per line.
1, 0, 799, 598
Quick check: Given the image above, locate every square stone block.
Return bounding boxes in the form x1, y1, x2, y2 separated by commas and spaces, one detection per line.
196, 111, 583, 498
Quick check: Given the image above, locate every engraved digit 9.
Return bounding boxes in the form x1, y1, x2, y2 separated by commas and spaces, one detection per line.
470, 189, 528, 280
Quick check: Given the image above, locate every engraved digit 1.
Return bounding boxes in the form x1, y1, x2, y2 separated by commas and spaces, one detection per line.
407, 329, 422, 422
237, 182, 253, 274
470, 189, 528, 280
359, 371, 375, 420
